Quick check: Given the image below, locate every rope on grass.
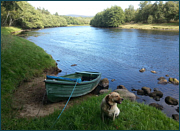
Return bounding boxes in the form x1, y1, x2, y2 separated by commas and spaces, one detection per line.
51, 81, 78, 129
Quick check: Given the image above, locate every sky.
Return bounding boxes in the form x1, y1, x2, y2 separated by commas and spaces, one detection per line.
27, 1, 156, 16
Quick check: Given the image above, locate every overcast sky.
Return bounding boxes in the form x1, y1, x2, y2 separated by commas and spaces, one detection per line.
27, 1, 157, 16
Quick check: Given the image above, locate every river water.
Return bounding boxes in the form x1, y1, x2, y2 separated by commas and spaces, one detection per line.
21, 26, 179, 117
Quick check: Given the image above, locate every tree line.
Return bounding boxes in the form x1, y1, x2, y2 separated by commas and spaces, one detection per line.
90, 1, 179, 27
1, 1, 179, 29
1, 1, 92, 29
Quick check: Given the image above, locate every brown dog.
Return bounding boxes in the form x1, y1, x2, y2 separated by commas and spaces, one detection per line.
101, 92, 123, 122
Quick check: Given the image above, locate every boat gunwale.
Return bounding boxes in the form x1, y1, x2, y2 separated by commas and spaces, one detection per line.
44, 71, 101, 85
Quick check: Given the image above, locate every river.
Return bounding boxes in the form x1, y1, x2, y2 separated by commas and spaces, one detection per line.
20, 26, 179, 117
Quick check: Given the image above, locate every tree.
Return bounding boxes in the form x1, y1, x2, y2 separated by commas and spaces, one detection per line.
90, 6, 125, 27
147, 15, 153, 24
124, 5, 135, 22
164, 1, 179, 22
1, 1, 22, 26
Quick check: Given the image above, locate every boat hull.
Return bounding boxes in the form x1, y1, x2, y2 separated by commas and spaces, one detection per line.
44, 71, 101, 102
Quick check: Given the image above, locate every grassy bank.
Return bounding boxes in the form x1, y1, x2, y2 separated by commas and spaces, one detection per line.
1, 27, 179, 130
1, 27, 57, 129
2, 93, 179, 130
119, 22, 179, 30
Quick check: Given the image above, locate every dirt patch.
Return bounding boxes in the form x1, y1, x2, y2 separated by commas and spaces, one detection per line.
11, 68, 95, 118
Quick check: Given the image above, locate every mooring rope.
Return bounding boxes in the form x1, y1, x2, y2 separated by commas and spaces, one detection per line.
51, 81, 78, 129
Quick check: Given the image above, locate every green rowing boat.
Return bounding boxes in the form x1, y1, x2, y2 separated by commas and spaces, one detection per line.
44, 71, 101, 102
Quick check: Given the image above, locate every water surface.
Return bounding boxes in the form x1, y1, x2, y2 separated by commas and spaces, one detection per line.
21, 26, 179, 117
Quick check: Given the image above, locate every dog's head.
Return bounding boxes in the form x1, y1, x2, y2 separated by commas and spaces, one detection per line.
106, 92, 123, 105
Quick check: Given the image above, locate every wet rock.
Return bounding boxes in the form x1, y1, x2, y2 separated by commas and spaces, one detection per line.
172, 114, 179, 121
117, 85, 127, 90
165, 96, 179, 105
165, 74, 169, 77
57, 60, 60, 62
176, 107, 179, 113
149, 91, 163, 98
154, 96, 161, 101
153, 88, 159, 91
139, 68, 145, 72
169, 78, 179, 85
99, 89, 111, 95
157, 77, 168, 84
71, 64, 77, 66
141, 86, 151, 95
114, 89, 136, 101
157, 77, 166, 80
151, 70, 157, 74
149, 103, 163, 110
137, 89, 145, 95
158, 79, 168, 84
98, 78, 109, 89
111, 79, 115, 82
131, 88, 138, 91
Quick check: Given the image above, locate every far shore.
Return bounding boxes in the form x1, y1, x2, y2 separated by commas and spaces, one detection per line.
119, 23, 179, 31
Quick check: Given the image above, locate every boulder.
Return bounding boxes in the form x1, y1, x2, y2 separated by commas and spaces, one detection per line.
157, 77, 166, 80
151, 70, 157, 74
176, 107, 179, 113
149, 103, 163, 110
141, 87, 151, 95
169, 78, 179, 85
114, 89, 136, 101
98, 78, 109, 89
139, 68, 145, 72
158, 79, 168, 84
149, 91, 163, 98
137, 89, 145, 95
165, 96, 179, 105
172, 114, 179, 121
99, 89, 111, 95
117, 85, 127, 90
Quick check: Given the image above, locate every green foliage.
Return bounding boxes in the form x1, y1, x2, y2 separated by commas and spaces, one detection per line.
1, 1, 91, 29
134, 1, 179, 23
90, 6, 125, 27
147, 15, 153, 24
125, 5, 135, 22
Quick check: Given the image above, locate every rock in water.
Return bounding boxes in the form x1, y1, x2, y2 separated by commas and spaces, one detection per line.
165, 96, 179, 105
141, 86, 151, 95
98, 78, 109, 89
151, 70, 157, 74
139, 68, 145, 72
149, 103, 163, 110
117, 85, 127, 90
169, 78, 179, 85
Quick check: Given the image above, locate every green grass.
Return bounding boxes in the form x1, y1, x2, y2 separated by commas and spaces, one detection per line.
1, 26, 179, 130
2, 94, 179, 130
1, 26, 22, 35
1, 27, 57, 129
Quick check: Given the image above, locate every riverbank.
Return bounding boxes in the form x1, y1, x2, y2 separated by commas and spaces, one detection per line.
1, 27, 179, 130
119, 22, 179, 31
